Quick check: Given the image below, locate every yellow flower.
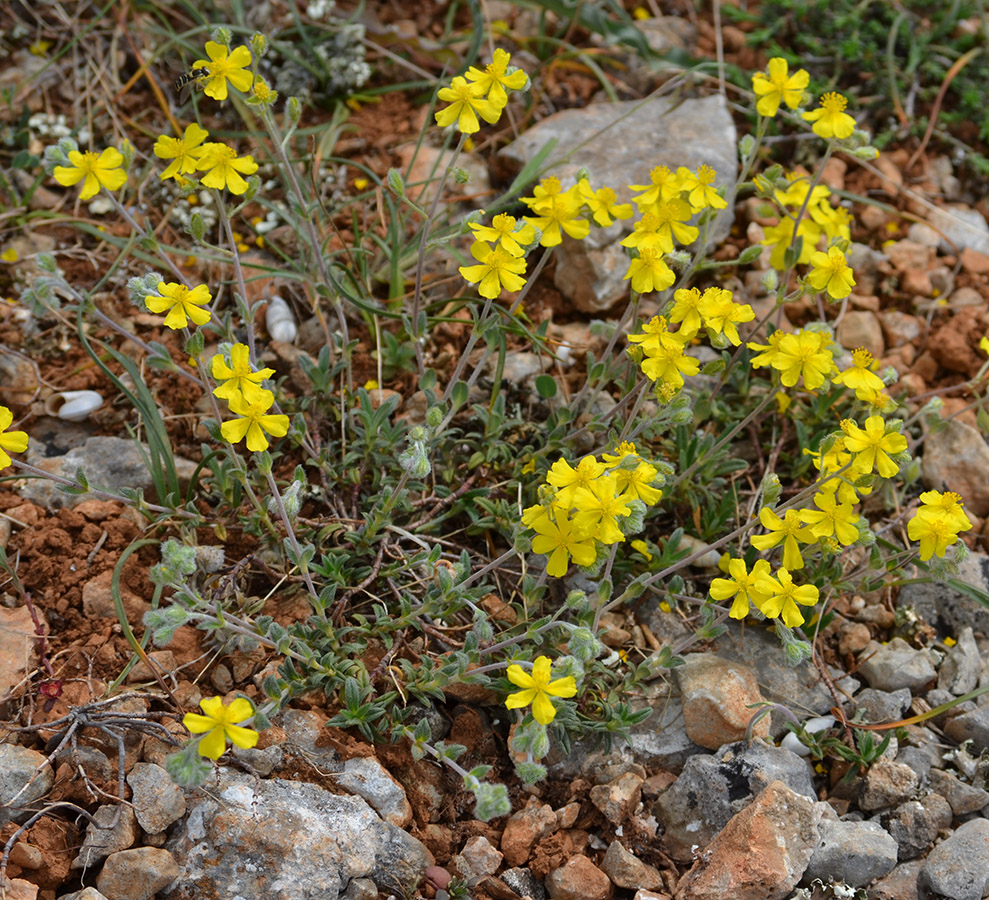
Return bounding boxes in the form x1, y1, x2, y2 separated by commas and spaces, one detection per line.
624, 247, 676, 295
212, 343, 275, 404
144, 281, 212, 330
698, 287, 754, 346
523, 193, 590, 247
572, 474, 632, 545
435, 76, 502, 133
0, 406, 29, 470
771, 330, 835, 390
808, 247, 856, 299
651, 198, 698, 251
195, 143, 258, 195
915, 490, 972, 534
193, 41, 254, 101
529, 509, 598, 577
761, 216, 822, 269
53, 147, 127, 201
249, 77, 278, 106
640, 339, 699, 388
504, 655, 577, 725
0, 249, 18, 263
546, 455, 605, 506
907, 512, 961, 562
577, 179, 634, 226
832, 348, 884, 397
798, 492, 860, 546
629, 165, 681, 207
751, 507, 815, 570
839, 415, 908, 479
669, 287, 705, 338
802, 92, 856, 140
755, 567, 819, 628
709, 557, 772, 620
221, 390, 290, 453
459, 241, 527, 299
464, 48, 527, 108
468, 214, 535, 257
752, 57, 809, 117
183, 696, 259, 760
677, 165, 727, 212
153, 124, 209, 181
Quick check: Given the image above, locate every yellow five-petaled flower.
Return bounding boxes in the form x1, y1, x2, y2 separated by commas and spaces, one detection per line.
183, 696, 260, 760
145, 281, 213, 330
221, 390, 290, 453
193, 40, 254, 101
53, 147, 128, 201
504, 655, 577, 725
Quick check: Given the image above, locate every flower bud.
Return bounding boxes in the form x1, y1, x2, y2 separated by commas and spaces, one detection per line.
250, 32, 268, 57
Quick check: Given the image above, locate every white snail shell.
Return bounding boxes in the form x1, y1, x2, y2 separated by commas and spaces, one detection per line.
267, 296, 297, 343
45, 390, 104, 422
780, 715, 836, 757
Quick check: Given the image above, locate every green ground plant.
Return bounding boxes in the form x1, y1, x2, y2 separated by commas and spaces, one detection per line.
1, 5, 987, 826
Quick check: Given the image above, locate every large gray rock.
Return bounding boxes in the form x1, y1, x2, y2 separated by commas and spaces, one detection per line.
919, 818, 989, 900
19, 435, 199, 509
899, 551, 989, 638
652, 740, 814, 862
805, 818, 898, 887
880, 793, 952, 860
712, 624, 859, 735
161, 772, 431, 900
127, 763, 186, 835
944, 704, 989, 752
499, 94, 737, 312
334, 757, 412, 828
857, 639, 936, 692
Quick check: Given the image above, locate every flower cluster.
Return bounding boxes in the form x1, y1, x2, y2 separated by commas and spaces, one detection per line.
522, 442, 664, 576
435, 48, 527, 134
626, 286, 755, 396
748, 327, 836, 391
751, 57, 857, 141
153, 123, 258, 196
758, 170, 855, 298
213, 343, 288, 453
907, 490, 973, 562
710, 558, 819, 628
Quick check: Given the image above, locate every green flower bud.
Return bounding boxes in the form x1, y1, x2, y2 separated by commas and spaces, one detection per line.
387, 167, 406, 197
211, 26, 232, 47
287, 96, 302, 124
250, 32, 268, 57
189, 212, 205, 242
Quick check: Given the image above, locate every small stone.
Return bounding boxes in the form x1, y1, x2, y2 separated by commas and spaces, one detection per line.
837, 311, 884, 358
501, 866, 546, 900
804, 818, 898, 887
674, 781, 824, 900
56, 889, 112, 900
868, 859, 924, 900
928, 767, 989, 815
334, 757, 413, 828
944, 705, 989, 753
126, 763, 186, 834
556, 802, 580, 829
860, 758, 920, 811
881, 793, 952, 860
937, 626, 981, 695
857, 639, 936, 692
589, 772, 643, 825
960, 246, 989, 274
545, 855, 612, 900
500, 800, 558, 867
73, 805, 139, 870
878, 310, 923, 348
601, 840, 662, 890
919, 818, 989, 900
458, 836, 503, 878
906, 223, 941, 247
96, 848, 181, 900
948, 286, 986, 309
0, 607, 44, 706
931, 204, 989, 255
838, 622, 872, 656
852, 688, 912, 724
675, 653, 770, 750
884, 239, 931, 272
